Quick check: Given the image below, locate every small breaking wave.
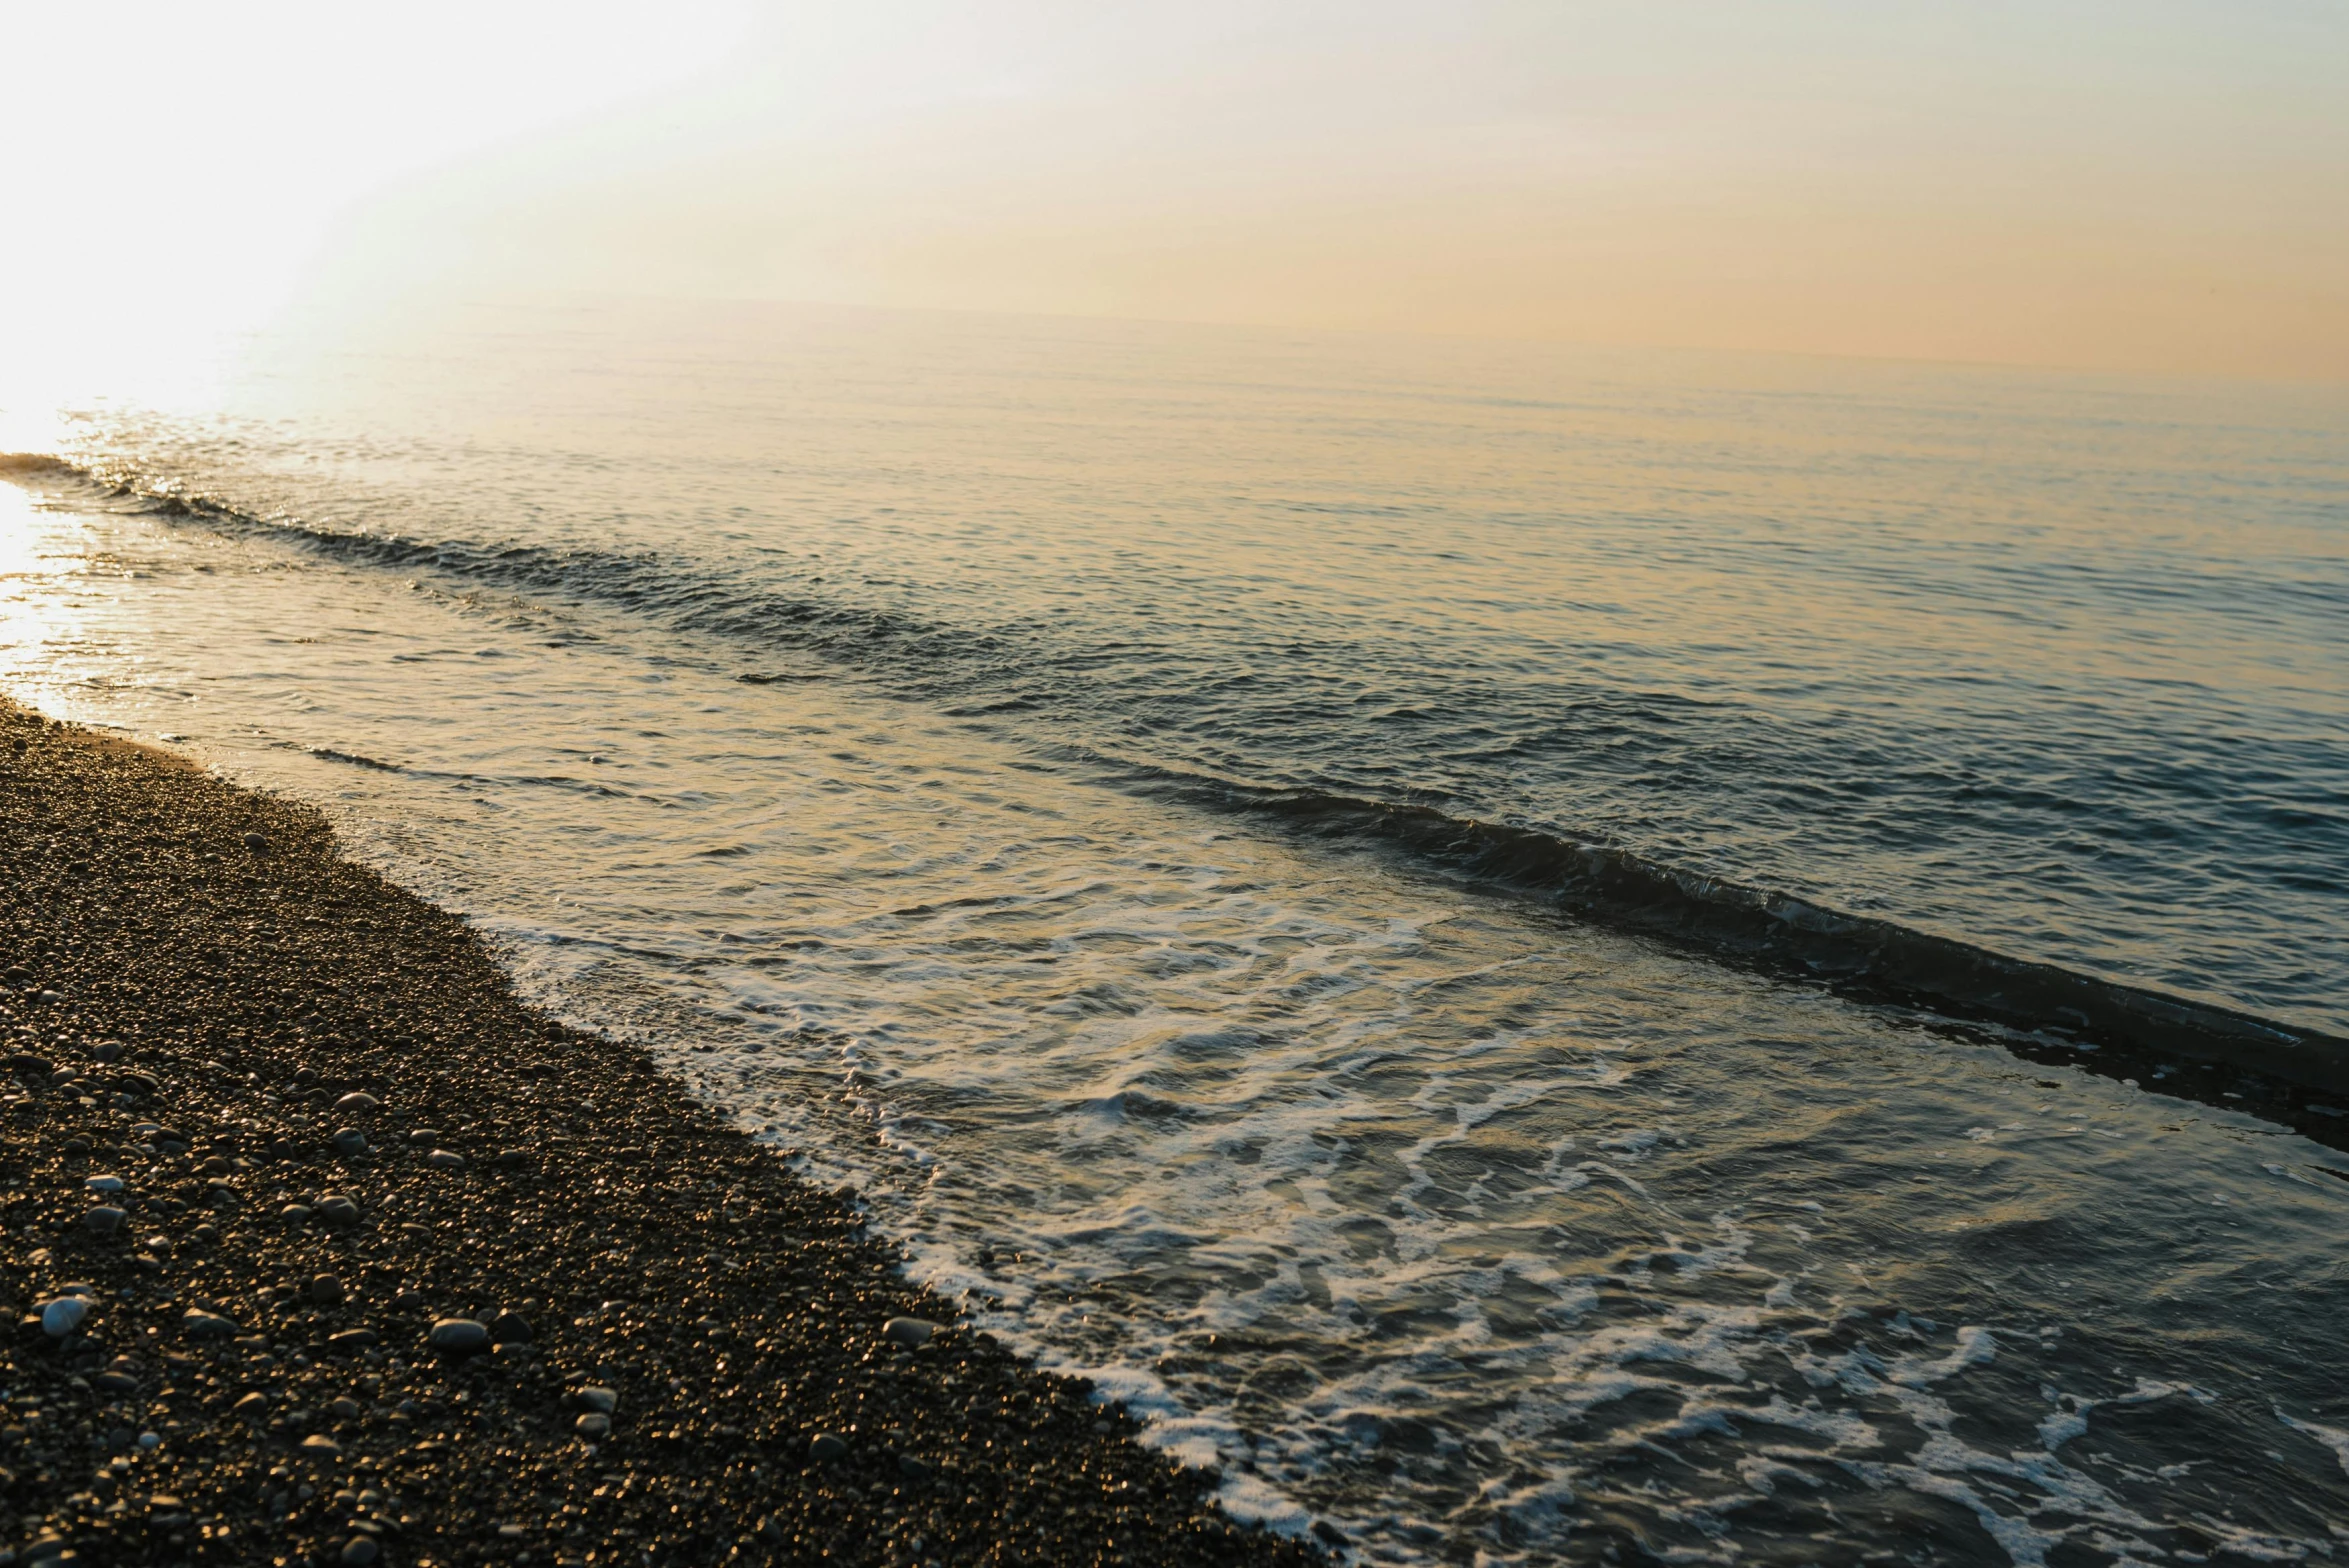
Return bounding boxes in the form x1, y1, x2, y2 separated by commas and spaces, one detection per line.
0, 452, 81, 479
304, 746, 403, 772
1102, 763, 2349, 1090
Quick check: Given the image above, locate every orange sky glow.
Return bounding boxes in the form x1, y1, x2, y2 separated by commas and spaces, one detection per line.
4, 0, 2344, 383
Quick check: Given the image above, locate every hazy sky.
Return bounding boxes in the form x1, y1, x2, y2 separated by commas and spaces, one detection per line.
6, 0, 2346, 379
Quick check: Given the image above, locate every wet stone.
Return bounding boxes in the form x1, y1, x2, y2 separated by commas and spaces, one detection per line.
884, 1315, 942, 1349
428, 1318, 491, 1354
183, 1309, 237, 1339
333, 1092, 380, 1116
40, 1297, 90, 1338
574, 1412, 611, 1439
810, 1432, 848, 1462
331, 1128, 368, 1156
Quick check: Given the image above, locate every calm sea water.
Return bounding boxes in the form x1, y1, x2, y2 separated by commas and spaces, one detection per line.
4, 300, 2348, 1564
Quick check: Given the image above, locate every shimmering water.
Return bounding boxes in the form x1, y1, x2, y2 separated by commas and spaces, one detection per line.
3, 301, 2347, 1564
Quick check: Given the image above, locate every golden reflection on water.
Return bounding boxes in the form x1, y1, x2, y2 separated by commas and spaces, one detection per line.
0, 482, 111, 719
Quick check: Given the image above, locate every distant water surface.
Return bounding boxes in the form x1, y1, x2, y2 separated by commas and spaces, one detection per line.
2, 301, 2346, 1565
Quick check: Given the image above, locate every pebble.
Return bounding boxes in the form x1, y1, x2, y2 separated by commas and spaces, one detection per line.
328, 1329, 380, 1352
242, 831, 270, 853
428, 1317, 492, 1353
333, 1092, 380, 1115
810, 1432, 848, 1462
85, 1205, 127, 1235
330, 1397, 362, 1420
884, 1316, 942, 1349
311, 1273, 346, 1304
576, 1386, 618, 1414
316, 1194, 360, 1225
331, 1128, 368, 1156
39, 1296, 90, 1337
302, 1434, 342, 1455
489, 1310, 533, 1344
426, 1148, 466, 1170
183, 1309, 238, 1339
85, 1174, 125, 1194
574, 1413, 611, 1439
341, 1538, 380, 1566
281, 1203, 315, 1224
234, 1392, 270, 1417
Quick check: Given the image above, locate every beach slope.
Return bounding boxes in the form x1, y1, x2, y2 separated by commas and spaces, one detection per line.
0, 701, 1318, 1568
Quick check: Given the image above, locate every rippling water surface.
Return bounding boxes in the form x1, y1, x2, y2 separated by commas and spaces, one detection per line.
3, 302, 2347, 1564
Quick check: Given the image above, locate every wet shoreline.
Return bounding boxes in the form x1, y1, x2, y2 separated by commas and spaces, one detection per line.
0, 700, 1321, 1568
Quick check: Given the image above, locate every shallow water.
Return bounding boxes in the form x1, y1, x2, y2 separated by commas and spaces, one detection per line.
3, 304, 2347, 1563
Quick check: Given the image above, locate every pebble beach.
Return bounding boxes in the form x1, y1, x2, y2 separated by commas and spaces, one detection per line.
0, 700, 1322, 1568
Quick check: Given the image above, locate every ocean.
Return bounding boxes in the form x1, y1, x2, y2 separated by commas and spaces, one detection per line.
4, 297, 2347, 1564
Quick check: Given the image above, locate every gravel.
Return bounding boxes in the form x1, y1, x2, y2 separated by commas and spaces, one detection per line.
0, 701, 1319, 1567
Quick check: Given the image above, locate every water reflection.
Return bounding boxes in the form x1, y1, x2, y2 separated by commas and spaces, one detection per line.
5, 482, 2346, 1565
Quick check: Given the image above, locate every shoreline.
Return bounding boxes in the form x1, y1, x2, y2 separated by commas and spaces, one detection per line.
0, 701, 1320, 1567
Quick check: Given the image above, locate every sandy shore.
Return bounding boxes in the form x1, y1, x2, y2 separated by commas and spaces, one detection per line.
0, 701, 1321, 1568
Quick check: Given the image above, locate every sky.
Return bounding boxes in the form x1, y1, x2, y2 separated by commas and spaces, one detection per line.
3, 0, 2346, 380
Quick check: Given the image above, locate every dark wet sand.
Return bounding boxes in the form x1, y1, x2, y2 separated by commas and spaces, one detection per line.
0, 701, 1322, 1568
